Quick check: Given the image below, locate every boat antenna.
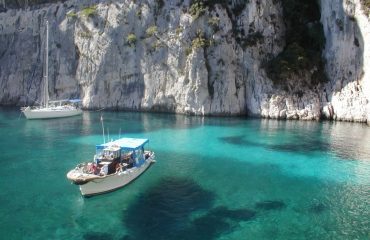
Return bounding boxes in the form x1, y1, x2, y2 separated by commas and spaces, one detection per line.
100, 114, 105, 144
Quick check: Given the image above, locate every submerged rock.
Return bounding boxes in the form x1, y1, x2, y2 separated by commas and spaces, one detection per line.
83, 232, 114, 240
123, 176, 215, 240
219, 136, 247, 146
309, 202, 327, 214
123, 176, 257, 240
255, 200, 286, 210
184, 206, 257, 240
208, 206, 256, 221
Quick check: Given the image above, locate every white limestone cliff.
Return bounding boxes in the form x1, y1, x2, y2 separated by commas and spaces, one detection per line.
0, 0, 369, 122
321, 0, 370, 122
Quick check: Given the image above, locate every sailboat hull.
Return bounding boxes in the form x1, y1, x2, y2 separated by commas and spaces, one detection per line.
22, 107, 82, 119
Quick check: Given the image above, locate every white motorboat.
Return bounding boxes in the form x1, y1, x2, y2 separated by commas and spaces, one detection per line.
21, 20, 82, 119
67, 138, 156, 196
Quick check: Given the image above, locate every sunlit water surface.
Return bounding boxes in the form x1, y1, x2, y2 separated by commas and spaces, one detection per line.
0, 108, 369, 239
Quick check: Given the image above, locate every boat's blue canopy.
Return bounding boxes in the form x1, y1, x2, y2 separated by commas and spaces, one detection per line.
96, 138, 149, 151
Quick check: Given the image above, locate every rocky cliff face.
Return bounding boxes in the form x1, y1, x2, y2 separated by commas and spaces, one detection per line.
321, 0, 370, 122
0, 0, 369, 122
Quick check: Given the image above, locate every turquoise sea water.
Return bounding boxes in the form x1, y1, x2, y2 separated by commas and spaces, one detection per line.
0, 107, 369, 240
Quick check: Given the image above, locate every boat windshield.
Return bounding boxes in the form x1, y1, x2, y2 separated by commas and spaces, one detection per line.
96, 147, 120, 160
105, 150, 119, 159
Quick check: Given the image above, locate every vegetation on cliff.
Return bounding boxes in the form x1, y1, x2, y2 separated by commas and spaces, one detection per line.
0, 0, 328, 89
360, 0, 370, 16
264, 0, 327, 87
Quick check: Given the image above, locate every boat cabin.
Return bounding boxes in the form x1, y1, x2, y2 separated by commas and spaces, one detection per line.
48, 99, 81, 108
94, 138, 149, 175
97, 145, 121, 160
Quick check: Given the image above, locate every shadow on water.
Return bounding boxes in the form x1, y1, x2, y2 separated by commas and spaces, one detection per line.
78, 111, 206, 136
83, 232, 114, 240
269, 140, 329, 153
69, 148, 367, 240
120, 176, 257, 240
124, 176, 215, 237
179, 206, 256, 240
255, 200, 286, 211
219, 135, 330, 154
308, 202, 327, 214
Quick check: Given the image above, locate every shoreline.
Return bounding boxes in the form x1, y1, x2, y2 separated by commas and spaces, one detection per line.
3, 104, 369, 125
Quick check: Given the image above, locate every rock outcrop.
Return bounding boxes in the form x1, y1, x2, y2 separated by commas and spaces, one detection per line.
0, 0, 369, 122
321, 0, 370, 122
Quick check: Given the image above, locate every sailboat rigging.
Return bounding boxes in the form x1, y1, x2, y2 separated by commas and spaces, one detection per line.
21, 20, 82, 119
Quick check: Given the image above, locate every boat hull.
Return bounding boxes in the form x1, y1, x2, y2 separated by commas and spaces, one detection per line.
22, 108, 82, 119
80, 158, 154, 196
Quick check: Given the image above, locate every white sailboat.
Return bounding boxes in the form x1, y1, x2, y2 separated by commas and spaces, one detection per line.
21, 20, 82, 119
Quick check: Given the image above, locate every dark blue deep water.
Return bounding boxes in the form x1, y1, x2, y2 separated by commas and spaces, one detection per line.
0, 108, 369, 239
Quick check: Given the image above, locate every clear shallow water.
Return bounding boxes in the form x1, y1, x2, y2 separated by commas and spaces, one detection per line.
0, 107, 369, 240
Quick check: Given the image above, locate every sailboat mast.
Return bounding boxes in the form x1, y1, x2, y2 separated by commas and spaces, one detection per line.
101, 115, 105, 144
44, 20, 49, 108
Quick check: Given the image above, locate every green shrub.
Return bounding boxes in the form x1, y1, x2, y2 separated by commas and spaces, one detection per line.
348, 15, 356, 22
198, 0, 228, 8
146, 26, 158, 38
66, 11, 78, 18
185, 47, 192, 56
189, 1, 206, 19
153, 41, 162, 49
191, 32, 208, 49
81, 5, 97, 18
78, 31, 93, 39
360, 0, 370, 16
136, 9, 142, 19
208, 16, 220, 31
362, 0, 370, 7
175, 27, 183, 36
127, 33, 137, 46
264, 0, 327, 86
266, 43, 309, 81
